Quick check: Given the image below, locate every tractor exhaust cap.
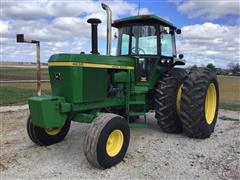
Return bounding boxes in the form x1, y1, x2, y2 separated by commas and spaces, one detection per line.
87, 18, 102, 54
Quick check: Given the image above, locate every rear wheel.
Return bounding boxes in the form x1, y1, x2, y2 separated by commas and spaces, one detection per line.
180, 68, 219, 138
83, 113, 130, 169
27, 116, 71, 146
154, 68, 187, 133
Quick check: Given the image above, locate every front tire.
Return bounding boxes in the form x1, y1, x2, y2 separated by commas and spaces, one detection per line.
27, 116, 71, 146
180, 68, 219, 138
83, 113, 130, 169
154, 68, 187, 133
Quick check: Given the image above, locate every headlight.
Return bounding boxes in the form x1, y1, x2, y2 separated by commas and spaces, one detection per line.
161, 58, 166, 63
167, 59, 172, 63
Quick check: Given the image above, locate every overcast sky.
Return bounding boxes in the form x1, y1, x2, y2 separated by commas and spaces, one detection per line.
1, 0, 240, 68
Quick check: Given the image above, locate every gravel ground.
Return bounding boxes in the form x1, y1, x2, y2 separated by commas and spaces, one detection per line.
0, 108, 239, 179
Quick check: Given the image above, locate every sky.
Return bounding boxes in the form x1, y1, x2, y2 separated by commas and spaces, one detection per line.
1, 0, 240, 68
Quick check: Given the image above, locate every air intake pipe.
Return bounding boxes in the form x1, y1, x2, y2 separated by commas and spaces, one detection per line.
101, 3, 112, 56
87, 18, 102, 54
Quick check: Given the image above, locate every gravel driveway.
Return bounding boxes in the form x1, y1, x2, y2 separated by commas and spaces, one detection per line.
1, 108, 239, 179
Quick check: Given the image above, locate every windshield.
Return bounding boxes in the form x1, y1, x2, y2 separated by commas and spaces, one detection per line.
131, 25, 157, 55
117, 25, 158, 55
117, 25, 176, 56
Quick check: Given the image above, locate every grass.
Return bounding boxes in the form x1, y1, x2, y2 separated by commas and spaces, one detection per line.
0, 67, 49, 80
218, 75, 240, 111
0, 83, 51, 106
0, 67, 239, 111
219, 102, 240, 111
217, 75, 240, 102
0, 66, 51, 105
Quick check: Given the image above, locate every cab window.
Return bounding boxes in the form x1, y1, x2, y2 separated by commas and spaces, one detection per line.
131, 25, 157, 55
160, 26, 176, 57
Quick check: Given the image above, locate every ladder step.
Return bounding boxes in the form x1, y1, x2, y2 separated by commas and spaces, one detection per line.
129, 123, 147, 128
129, 112, 146, 116
131, 90, 147, 94
128, 101, 145, 105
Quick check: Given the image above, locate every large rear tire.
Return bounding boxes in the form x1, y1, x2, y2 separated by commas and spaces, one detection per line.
154, 68, 187, 133
180, 68, 219, 138
27, 116, 71, 146
83, 113, 130, 169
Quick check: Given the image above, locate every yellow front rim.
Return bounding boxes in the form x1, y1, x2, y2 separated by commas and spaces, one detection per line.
44, 128, 62, 136
205, 83, 217, 124
176, 84, 183, 115
106, 129, 124, 157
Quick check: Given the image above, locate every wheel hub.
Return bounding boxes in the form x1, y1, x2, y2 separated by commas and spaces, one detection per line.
106, 129, 124, 157
205, 83, 217, 124
44, 127, 62, 136
176, 84, 183, 115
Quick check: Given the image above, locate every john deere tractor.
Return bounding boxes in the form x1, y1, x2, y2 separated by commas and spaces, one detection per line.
27, 3, 219, 169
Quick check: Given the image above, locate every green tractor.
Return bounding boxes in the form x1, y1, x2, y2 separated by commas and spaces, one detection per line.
27, 3, 219, 169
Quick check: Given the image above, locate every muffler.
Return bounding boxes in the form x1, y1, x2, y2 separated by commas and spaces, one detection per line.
101, 3, 112, 56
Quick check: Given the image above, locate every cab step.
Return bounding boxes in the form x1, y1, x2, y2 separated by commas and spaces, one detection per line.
129, 112, 146, 116
128, 101, 145, 105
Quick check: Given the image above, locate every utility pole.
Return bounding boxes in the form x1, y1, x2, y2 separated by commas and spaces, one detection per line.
16, 34, 41, 96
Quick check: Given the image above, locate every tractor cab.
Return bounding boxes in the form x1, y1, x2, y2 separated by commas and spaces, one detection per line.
113, 15, 182, 81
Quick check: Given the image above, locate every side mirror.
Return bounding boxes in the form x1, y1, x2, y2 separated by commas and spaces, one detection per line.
176, 29, 181, 34
16, 34, 24, 42
179, 54, 184, 59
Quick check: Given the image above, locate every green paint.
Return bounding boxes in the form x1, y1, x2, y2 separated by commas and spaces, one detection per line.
60, 102, 71, 113
72, 98, 125, 111
28, 96, 67, 128
113, 72, 128, 83
28, 13, 185, 129
49, 54, 135, 67
72, 113, 96, 123
49, 66, 107, 103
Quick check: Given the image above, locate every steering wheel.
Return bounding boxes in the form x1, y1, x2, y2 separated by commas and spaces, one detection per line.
131, 47, 145, 55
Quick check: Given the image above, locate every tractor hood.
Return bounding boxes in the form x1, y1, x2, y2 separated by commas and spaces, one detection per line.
48, 53, 135, 69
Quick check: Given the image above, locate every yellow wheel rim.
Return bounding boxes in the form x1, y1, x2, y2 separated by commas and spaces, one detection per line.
176, 84, 183, 115
205, 83, 217, 124
44, 127, 62, 136
106, 129, 124, 157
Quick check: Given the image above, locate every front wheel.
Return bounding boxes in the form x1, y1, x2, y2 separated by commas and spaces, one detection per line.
83, 113, 130, 169
27, 116, 71, 146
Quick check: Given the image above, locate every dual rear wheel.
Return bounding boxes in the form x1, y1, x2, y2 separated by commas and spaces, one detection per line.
155, 68, 219, 138
155, 68, 187, 133
180, 68, 219, 138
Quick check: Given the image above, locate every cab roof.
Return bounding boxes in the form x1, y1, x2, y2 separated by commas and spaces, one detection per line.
112, 14, 176, 29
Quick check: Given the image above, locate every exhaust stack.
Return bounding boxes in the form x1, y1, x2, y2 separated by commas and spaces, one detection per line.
101, 3, 112, 56
87, 18, 102, 54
